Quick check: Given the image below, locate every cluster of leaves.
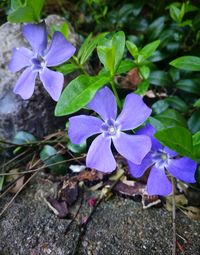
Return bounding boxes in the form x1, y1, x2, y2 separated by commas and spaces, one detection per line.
5, 0, 200, 186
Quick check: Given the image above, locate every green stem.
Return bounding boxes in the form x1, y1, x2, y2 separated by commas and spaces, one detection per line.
110, 79, 122, 109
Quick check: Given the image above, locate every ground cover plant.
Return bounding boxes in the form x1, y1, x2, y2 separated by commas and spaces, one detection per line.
0, 0, 200, 254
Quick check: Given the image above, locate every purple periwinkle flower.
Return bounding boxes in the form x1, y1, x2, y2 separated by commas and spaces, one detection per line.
128, 124, 197, 196
68, 86, 152, 173
8, 22, 76, 101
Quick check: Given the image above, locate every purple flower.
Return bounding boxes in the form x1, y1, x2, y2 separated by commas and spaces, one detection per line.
68, 86, 152, 173
128, 124, 197, 196
8, 22, 76, 101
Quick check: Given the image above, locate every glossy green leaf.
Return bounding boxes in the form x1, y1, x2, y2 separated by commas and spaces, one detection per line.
193, 131, 200, 159
12, 131, 36, 145
139, 39, 160, 60
134, 80, 149, 95
188, 111, 200, 134
79, 33, 107, 65
170, 56, 200, 71
67, 141, 86, 154
194, 99, 200, 107
139, 65, 150, 79
175, 79, 200, 95
169, 4, 181, 22
8, 6, 36, 23
126, 40, 138, 59
55, 74, 110, 116
149, 71, 171, 86
154, 126, 193, 158
56, 63, 80, 75
153, 109, 187, 128
116, 60, 136, 74
40, 145, 66, 174
97, 31, 125, 75
165, 96, 188, 112
152, 100, 169, 114
28, 0, 44, 20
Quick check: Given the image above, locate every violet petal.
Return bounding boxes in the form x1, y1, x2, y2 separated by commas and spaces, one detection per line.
86, 134, 116, 173
113, 133, 151, 164
39, 67, 64, 101
128, 152, 153, 178
68, 115, 103, 144
136, 124, 162, 151
13, 67, 37, 99
8, 47, 33, 72
163, 147, 177, 158
116, 93, 152, 131
22, 22, 47, 55
147, 165, 172, 196
87, 87, 117, 121
167, 157, 197, 183
44, 32, 76, 67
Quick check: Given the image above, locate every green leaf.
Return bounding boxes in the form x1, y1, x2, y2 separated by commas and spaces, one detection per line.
149, 71, 171, 86
134, 80, 149, 95
139, 65, 150, 79
12, 131, 36, 145
188, 111, 200, 134
27, 0, 44, 20
79, 33, 107, 65
169, 5, 181, 22
153, 109, 187, 129
194, 99, 200, 107
8, 6, 36, 23
175, 79, 200, 95
170, 56, 200, 71
193, 131, 200, 159
126, 40, 138, 59
152, 100, 169, 114
56, 63, 80, 75
154, 126, 193, 158
55, 74, 110, 116
11, 0, 22, 10
67, 141, 86, 154
97, 31, 125, 75
115, 60, 136, 74
139, 39, 160, 61
147, 16, 165, 41
40, 145, 66, 174
164, 96, 188, 112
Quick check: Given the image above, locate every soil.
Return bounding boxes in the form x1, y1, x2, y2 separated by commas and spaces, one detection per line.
0, 173, 200, 255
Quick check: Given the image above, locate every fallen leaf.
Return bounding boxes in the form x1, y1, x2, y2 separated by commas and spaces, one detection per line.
45, 197, 68, 218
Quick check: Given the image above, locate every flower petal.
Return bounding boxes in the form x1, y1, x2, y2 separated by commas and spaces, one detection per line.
116, 93, 152, 130
87, 87, 117, 121
136, 124, 162, 151
22, 22, 47, 55
44, 32, 76, 67
128, 153, 153, 178
39, 68, 64, 101
147, 166, 172, 196
86, 134, 116, 173
167, 157, 197, 183
13, 67, 37, 99
8, 47, 33, 72
68, 115, 103, 144
163, 147, 177, 158
113, 132, 151, 164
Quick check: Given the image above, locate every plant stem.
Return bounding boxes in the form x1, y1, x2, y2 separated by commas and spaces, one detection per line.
110, 79, 122, 109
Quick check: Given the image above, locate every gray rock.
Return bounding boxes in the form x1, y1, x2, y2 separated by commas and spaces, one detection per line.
0, 15, 78, 141
0, 175, 200, 255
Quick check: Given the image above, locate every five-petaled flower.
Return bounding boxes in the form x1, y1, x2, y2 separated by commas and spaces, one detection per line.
128, 124, 197, 196
68, 86, 152, 173
8, 22, 76, 101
